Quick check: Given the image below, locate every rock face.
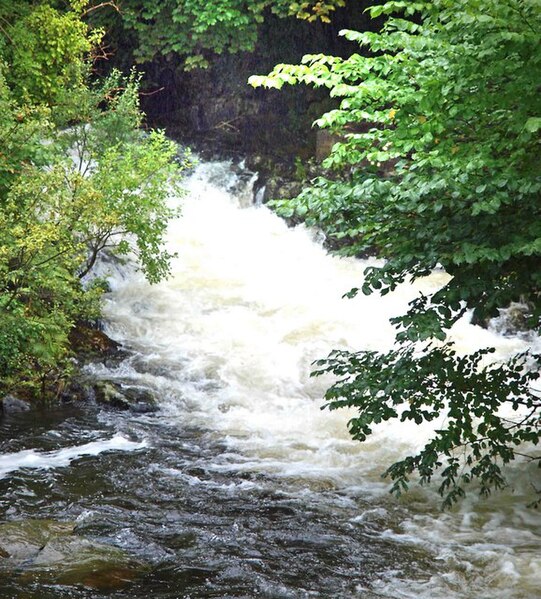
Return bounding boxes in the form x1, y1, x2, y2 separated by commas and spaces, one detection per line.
0, 519, 146, 591
141, 8, 373, 163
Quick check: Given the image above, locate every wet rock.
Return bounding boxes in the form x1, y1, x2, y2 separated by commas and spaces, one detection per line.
93, 381, 157, 412
59, 379, 95, 403
263, 176, 303, 203
501, 303, 532, 333
130, 401, 158, 414
29, 537, 145, 589
1, 395, 31, 415
0, 519, 147, 591
0, 519, 74, 561
70, 322, 120, 356
69, 322, 128, 369
93, 382, 132, 410
122, 386, 155, 405
244, 153, 269, 171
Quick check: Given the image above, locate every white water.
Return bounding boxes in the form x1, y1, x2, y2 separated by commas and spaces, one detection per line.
0, 436, 146, 479
93, 160, 541, 598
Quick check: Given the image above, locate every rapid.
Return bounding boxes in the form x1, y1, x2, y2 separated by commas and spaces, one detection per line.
1, 160, 539, 598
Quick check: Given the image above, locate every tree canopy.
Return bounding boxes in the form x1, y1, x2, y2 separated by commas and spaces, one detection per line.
90, 0, 346, 67
251, 0, 541, 506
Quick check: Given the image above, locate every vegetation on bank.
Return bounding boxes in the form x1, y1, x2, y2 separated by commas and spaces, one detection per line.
0, 0, 187, 399
251, 0, 541, 506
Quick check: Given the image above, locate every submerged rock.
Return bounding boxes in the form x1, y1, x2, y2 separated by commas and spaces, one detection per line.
0, 519, 73, 561
0, 519, 147, 591
27, 537, 145, 590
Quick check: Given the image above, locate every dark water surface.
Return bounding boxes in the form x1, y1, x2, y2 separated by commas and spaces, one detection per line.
0, 405, 432, 599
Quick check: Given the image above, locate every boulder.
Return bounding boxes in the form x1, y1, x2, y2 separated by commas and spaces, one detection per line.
93, 381, 157, 412
70, 323, 119, 353
263, 176, 302, 203
1, 395, 31, 415
93, 382, 132, 409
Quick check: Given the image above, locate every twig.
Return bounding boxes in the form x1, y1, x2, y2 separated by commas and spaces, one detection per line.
81, 1, 121, 17
140, 87, 165, 97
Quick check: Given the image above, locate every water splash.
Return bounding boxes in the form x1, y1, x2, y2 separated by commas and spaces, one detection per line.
0, 436, 146, 479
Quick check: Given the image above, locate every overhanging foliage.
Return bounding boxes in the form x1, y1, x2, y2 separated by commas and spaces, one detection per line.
89, 0, 347, 67
251, 0, 541, 505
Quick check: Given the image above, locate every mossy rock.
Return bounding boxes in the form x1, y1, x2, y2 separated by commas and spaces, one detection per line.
24, 536, 146, 590
93, 381, 157, 412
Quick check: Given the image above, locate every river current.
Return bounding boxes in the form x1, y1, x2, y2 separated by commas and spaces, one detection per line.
1, 160, 540, 598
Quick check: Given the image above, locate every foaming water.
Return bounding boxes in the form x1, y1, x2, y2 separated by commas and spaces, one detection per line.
0, 436, 146, 479
87, 159, 541, 598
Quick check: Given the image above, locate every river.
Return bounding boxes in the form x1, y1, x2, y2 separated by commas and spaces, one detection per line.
1, 160, 540, 598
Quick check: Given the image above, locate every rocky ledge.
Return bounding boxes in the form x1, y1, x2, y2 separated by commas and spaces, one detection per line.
2, 322, 158, 417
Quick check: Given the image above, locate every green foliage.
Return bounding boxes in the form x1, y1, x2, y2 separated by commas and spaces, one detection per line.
94, 0, 346, 65
315, 346, 541, 508
51, 72, 187, 282
0, 2, 186, 397
1, 0, 101, 105
252, 0, 541, 504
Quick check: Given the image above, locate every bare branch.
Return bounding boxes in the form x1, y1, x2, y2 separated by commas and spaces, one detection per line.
81, 2, 121, 18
